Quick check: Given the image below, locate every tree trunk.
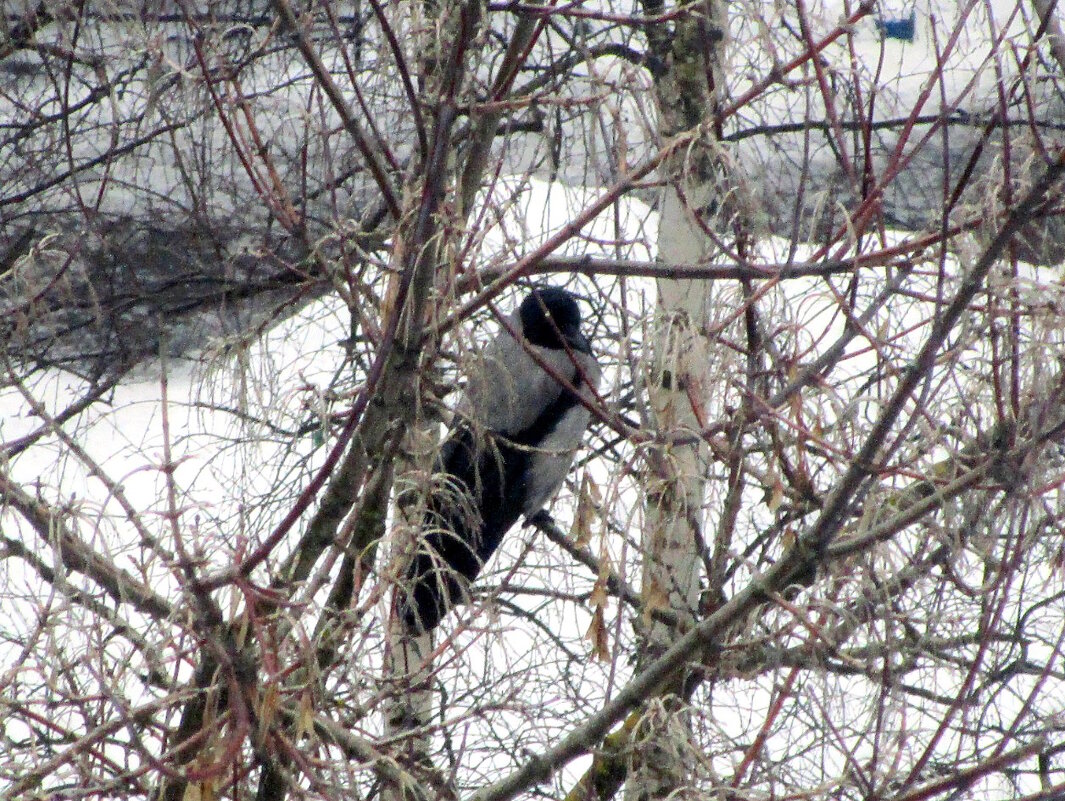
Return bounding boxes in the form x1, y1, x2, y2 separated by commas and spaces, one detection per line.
629, 1, 730, 799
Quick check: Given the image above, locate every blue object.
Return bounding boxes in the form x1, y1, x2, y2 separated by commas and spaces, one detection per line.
876, 10, 917, 42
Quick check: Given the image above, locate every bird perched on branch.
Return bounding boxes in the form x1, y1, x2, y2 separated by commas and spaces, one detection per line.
400, 287, 601, 633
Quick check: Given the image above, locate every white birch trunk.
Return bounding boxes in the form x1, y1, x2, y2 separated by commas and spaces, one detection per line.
628, 0, 730, 798
641, 199, 714, 652
383, 422, 445, 786
628, 194, 715, 801
384, 618, 435, 779
381, 385, 448, 798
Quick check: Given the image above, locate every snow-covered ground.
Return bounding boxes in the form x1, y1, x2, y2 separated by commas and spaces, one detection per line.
3, 0, 1064, 793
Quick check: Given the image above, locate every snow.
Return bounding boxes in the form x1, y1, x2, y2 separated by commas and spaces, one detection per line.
3, 0, 1064, 793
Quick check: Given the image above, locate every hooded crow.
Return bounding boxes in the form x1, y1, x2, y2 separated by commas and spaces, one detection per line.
400, 287, 601, 632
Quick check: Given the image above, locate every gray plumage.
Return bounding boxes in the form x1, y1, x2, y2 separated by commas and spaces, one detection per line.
400, 287, 600, 632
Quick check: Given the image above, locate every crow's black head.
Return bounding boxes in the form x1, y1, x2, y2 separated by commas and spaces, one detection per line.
519, 287, 591, 353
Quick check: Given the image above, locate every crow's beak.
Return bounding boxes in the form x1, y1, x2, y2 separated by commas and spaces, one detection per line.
568, 330, 593, 355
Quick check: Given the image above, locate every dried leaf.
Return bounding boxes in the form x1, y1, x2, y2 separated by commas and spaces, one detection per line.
590, 535, 613, 608
571, 473, 600, 547
590, 575, 609, 608
585, 606, 610, 661
641, 577, 669, 626
767, 475, 785, 512
296, 689, 315, 741
260, 683, 279, 732
184, 781, 215, 801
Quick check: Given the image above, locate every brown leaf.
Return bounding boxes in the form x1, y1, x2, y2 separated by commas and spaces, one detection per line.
641, 577, 669, 626
571, 472, 600, 548
585, 606, 610, 661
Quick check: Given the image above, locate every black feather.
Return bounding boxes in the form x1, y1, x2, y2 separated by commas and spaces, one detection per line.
401, 382, 589, 631
401, 429, 527, 632
520, 287, 585, 351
